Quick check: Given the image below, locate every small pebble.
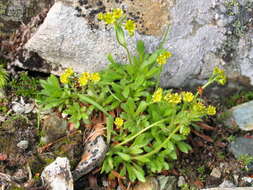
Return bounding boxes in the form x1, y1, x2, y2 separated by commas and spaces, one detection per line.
178, 176, 186, 187
210, 167, 222, 178
17, 140, 29, 150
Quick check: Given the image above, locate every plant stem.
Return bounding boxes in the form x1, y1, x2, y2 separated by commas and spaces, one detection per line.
133, 125, 180, 160
114, 118, 168, 148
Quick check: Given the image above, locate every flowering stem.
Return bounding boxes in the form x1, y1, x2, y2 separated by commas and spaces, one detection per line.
114, 118, 168, 148
132, 125, 180, 160
155, 65, 163, 89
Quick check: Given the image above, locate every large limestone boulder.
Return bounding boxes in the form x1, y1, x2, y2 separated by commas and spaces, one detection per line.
15, 0, 253, 88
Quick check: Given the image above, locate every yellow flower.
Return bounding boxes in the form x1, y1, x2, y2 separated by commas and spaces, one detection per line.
125, 20, 136, 36
90, 73, 100, 83
60, 68, 74, 84
207, 105, 216, 115
114, 117, 124, 128
60, 73, 69, 84
103, 12, 115, 24
78, 75, 88, 86
156, 52, 172, 65
78, 72, 90, 86
97, 12, 104, 20
163, 51, 172, 59
213, 67, 226, 85
193, 102, 206, 113
181, 92, 194, 102
156, 55, 167, 65
152, 88, 163, 103
164, 93, 181, 104
113, 8, 123, 19
180, 126, 191, 136
65, 67, 74, 76
82, 72, 91, 79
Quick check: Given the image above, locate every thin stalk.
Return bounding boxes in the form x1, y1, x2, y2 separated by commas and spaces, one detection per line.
133, 125, 180, 160
114, 118, 168, 148
155, 65, 163, 89
158, 25, 171, 49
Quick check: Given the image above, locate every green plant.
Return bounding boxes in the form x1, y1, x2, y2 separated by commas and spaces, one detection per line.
238, 154, 253, 166
37, 9, 226, 182
8, 72, 40, 98
0, 64, 7, 88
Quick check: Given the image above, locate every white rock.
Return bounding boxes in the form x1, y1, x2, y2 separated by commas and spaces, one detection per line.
210, 168, 222, 178
17, 140, 29, 150
219, 180, 236, 188
178, 176, 186, 187
41, 157, 73, 190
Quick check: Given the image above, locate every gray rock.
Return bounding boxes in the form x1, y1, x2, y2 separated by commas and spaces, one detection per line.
157, 175, 177, 190
17, 140, 29, 150
177, 176, 186, 187
219, 180, 236, 188
242, 177, 253, 184
40, 113, 68, 144
15, 0, 253, 89
225, 101, 253, 131
210, 167, 222, 178
229, 137, 253, 158
72, 136, 108, 181
133, 177, 159, 190
0, 0, 53, 36
41, 157, 73, 190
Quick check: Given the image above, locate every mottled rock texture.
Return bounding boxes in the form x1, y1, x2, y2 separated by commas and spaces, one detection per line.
13, 0, 253, 88
0, 0, 54, 38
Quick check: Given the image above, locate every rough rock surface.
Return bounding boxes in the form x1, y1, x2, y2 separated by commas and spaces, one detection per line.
0, 0, 53, 37
72, 136, 108, 181
225, 100, 253, 131
41, 157, 74, 190
15, 0, 253, 88
229, 137, 253, 158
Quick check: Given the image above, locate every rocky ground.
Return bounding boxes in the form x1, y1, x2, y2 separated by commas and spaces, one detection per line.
0, 69, 253, 190
1, 0, 253, 189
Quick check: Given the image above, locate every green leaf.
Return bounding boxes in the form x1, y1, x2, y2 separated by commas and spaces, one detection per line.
134, 156, 150, 163
135, 101, 148, 115
122, 86, 130, 98
137, 40, 145, 56
129, 146, 143, 155
78, 94, 110, 117
132, 165, 146, 182
107, 54, 116, 64
116, 152, 131, 161
106, 116, 114, 144
115, 25, 126, 46
177, 141, 192, 153
126, 164, 136, 182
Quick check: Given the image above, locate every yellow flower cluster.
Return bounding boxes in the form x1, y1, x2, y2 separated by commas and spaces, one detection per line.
60, 68, 74, 84
114, 117, 124, 128
156, 51, 172, 65
164, 92, 181, 104
125, 20, 136, 36
181, 92, 194, 102
206, 105, 216, 115
152, 88, 163, 103
97, 8, 123, 24
192, 102, 217, 115
213, 67, 226, 85
180, 126, 191, 136
78, 72, 101, 86
193, 102, 206, 113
